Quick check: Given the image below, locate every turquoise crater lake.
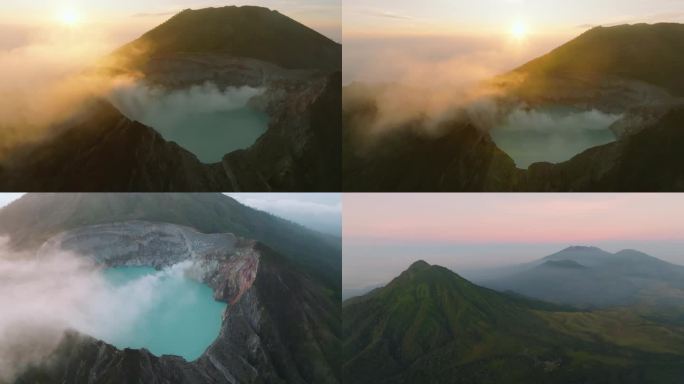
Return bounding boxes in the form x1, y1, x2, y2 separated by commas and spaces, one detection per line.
101, 266, 226, 361
490, 107, 621, 169
110, 83, 269, 164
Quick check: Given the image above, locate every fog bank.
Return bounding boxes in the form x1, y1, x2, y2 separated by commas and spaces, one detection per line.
0, 242, 197, 382
0, 23, 140, 159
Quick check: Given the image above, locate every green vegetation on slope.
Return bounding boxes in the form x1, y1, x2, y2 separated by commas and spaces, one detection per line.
344, 261, 684, 384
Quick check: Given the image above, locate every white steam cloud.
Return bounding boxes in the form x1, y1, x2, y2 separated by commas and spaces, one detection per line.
500, 108, 622, 133
109, 82, 265, 123
0, 241, 195, 382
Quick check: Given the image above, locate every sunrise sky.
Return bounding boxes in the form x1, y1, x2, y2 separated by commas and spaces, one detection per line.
0, 0, 340, 53
343, 0, 684, 84
344, 194, 684, 294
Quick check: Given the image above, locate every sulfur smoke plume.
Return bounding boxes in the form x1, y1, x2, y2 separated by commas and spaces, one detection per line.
0, 238, 196, 382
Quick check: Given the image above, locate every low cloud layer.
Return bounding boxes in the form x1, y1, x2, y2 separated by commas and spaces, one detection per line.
0, 23, 140, 158
0, 242, 195, 382
342, 33, 563, 136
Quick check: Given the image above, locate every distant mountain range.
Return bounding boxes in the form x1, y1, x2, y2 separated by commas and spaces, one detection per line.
344, 23, 684, 192
0, 6, 342, 192
479, 246, 684, 310
344, 260, 684, 383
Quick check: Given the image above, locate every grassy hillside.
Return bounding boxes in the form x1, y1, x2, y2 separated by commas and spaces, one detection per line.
344, 261, 684, 383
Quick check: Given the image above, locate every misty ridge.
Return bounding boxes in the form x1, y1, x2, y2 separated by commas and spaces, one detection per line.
342, 33, 554, 134
110, 82, 265, 118
0, 240, 204, 383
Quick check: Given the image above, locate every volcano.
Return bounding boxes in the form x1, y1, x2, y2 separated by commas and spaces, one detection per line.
343, 23, 684, 192
2, 193, 341, 384
344, 261, 684, 383
0, 6, 342, 192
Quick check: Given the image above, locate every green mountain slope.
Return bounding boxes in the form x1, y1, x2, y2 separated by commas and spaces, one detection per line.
0, 193, 341, 293
344, 261, 684, 384
109, 5, 341, 71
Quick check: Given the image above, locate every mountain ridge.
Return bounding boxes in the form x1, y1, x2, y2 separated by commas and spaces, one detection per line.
481, 246, 684, 308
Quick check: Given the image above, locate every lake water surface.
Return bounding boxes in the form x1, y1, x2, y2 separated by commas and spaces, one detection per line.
101, 266, 226, 361
490, 107, 621, 168
110, 83, 269, 164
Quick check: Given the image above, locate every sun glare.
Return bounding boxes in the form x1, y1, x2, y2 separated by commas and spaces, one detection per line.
510, 21, 528, 41
58, 8, 81, 27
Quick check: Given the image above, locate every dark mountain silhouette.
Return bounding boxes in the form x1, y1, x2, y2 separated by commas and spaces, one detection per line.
512, 23, 684, 96
110, 6, 341, 71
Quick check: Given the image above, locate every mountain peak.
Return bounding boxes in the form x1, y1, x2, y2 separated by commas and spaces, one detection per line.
561, 245, 602, 252
111, 5, 341, 71
407, 260, 431, 271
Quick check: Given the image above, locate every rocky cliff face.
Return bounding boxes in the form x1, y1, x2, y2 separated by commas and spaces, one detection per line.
17, 221, 340, 384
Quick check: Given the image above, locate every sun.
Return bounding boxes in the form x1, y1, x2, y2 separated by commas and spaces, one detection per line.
510, 21, 528, 41
58, 8, 81, 27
